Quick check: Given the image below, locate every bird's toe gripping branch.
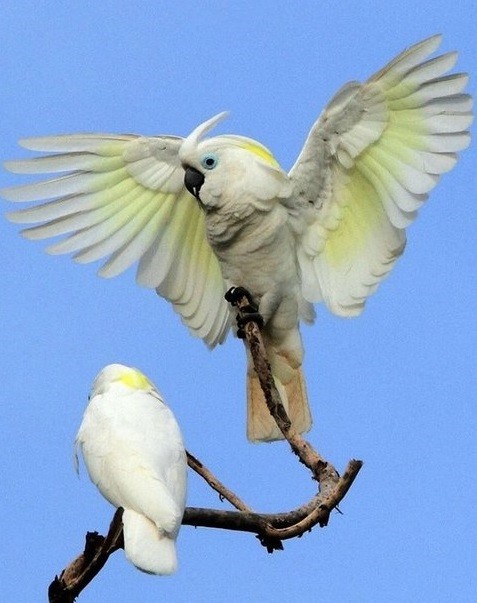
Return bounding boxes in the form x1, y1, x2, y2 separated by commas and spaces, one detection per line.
224, 286, 257, 308
224, 287, 264, 338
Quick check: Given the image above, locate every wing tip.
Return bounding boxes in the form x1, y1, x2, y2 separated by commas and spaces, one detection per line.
5, 210, 26, 224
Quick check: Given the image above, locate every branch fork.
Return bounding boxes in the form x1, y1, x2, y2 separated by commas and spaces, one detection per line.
48, 294, 363, 601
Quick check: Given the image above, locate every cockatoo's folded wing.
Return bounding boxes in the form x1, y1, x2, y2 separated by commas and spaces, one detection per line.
2, 134, 230, 346
290, 35, 473, 316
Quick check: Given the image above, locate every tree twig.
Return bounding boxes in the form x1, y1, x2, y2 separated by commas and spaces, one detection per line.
48, 508, 124, 603
186, 451, 253, 512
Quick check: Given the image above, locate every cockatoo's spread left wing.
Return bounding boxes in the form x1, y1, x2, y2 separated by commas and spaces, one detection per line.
2, 134, 230, 346
290, 35, 473, 316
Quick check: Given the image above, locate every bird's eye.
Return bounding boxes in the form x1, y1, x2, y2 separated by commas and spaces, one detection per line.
201, 153, 218, 170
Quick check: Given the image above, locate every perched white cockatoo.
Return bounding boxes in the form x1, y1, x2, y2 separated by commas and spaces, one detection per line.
3, 36, 473, 441
75, 364, 187, 575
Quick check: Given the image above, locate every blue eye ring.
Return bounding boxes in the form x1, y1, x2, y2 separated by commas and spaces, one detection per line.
201, 153, 218, 170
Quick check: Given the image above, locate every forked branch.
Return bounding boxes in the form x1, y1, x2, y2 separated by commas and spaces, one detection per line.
48, 300, 363, 601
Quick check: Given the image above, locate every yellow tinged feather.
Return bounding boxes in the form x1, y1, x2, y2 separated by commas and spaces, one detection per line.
97, 141, 130, 158
324, 169, 382, 267
240, 141, 279, 167
117, 369, 153, 391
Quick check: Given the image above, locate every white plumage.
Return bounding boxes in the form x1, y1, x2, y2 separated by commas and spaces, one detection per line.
3, 36, 473, 441
75, 364, 187, 575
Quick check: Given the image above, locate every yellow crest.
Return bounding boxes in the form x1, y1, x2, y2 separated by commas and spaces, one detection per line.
118, 368, 153, 391
240, 140, 279, 168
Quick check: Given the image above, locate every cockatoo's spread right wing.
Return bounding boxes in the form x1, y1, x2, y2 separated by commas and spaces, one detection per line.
291, 35, 473, 316
3, 134, 230, 346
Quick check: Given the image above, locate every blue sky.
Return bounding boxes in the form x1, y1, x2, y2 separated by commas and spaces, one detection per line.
1, 2, 476, 602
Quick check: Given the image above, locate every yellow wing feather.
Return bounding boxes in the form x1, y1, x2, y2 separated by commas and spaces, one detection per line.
2, 135, 230, 346
294, 35, 472, 315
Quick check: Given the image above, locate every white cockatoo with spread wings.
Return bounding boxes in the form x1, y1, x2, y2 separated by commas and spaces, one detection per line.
75, 364, 187, 575
3, 36, 472, 441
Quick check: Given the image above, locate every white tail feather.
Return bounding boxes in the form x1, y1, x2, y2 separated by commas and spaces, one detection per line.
122, 509, 178, 575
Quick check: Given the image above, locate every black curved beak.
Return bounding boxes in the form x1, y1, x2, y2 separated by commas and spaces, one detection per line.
184, 166, 205, 200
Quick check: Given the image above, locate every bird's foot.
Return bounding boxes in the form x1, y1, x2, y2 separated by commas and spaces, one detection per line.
225, 286, 257, 311
224, 287, 264, 338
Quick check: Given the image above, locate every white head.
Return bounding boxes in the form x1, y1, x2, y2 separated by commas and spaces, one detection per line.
179, 113, 289, 209
90, 363, 156, 397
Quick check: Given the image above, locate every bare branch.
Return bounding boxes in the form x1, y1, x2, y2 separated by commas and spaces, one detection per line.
233, 292, 340, 487
186, 451, 253, 512
48, 508, 124, 603
48, 301, 363, 600
183, 457, 362, 539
